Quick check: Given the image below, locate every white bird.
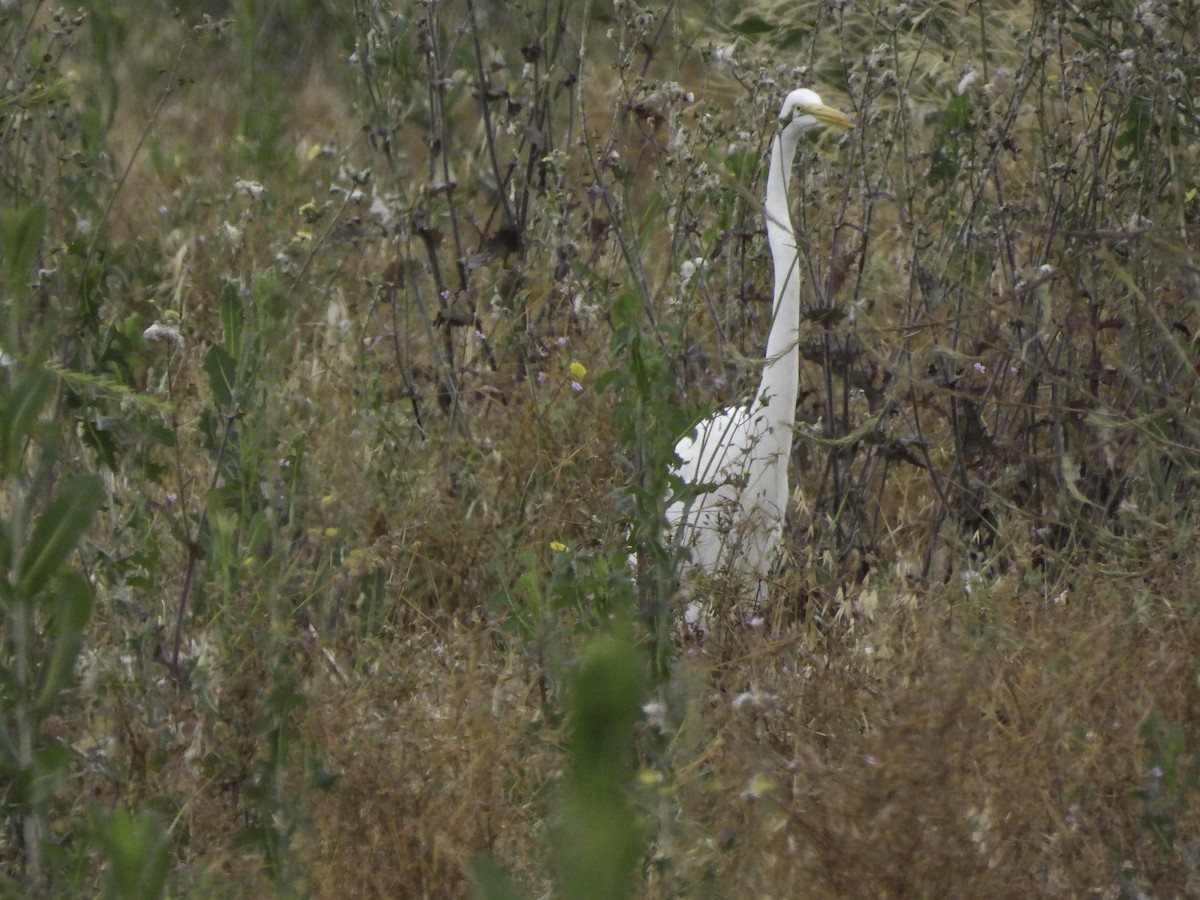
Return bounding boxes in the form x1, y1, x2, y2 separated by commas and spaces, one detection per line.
666, 88, 853, 598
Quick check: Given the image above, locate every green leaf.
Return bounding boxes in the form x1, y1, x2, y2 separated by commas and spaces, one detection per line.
556, 632, 645, 900
96, 808, 171, 900
203, 344, 238, 412
0, 367, 53, 476
34, 571, 94, 716
567, 633, 643, 781
1117, 98, 1154, 154
219, 282, 244, 360
26, 744, 69, 807
0, 204, 48, 297
730, 13, 777, 37
0, 721, 17, 775
17, 475, 106, 598
724, 148, 759, 182
471, 857, 528, 900
925, 93, 972, 132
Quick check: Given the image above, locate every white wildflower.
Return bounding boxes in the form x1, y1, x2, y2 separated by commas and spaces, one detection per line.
144, 322, 183, 347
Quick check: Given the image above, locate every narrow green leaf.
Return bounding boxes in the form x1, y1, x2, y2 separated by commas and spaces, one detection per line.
0, 720, 18, 774
0, 367, 53, 475
17, 474, 105, 598
34, 571, 94, 716
0, 204, 48, 296
219, 282, 244, 360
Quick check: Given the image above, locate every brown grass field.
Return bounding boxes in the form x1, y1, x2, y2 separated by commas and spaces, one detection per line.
3, 0, 1200, 896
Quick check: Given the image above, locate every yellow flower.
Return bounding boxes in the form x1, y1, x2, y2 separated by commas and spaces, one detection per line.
324, 527, 339, 538
569, 360, 587, 379
550, 541, 567, 553
744, 772, 774, 799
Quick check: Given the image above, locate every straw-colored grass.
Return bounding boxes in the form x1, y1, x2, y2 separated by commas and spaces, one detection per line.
5, 0, 1200, 895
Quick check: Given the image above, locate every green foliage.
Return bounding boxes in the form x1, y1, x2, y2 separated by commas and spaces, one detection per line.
471, 857, 527, 900
0, 204, 48, 300
600, 291, 693, 675
166, 254, 317, 892
492, 541, 638, 646
0, 11, 137, 887
0, 351, 105, 890
4, 0, 1200, 894
1136, 712, 1198, 853
925, 92, 973, 191
484, 285, 686, 894
19, 477, 106, 600
730, 13, 778, 38
0, 367, 53, 474
240, 681, 311, 891
554, 631, 646, 900
93, 809, 170, 900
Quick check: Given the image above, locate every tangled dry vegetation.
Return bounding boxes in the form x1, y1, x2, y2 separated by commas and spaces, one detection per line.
5, 0, 1200, 895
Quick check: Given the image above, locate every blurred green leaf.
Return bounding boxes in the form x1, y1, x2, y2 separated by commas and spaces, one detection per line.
28, 744, 69, 808
472, 857, 527, 900
724, 148, 760, 184
730, 14, 777, 37
0, 367, 53, 476
95, 809, 171, 900
567, 633, 643, 783
34, 571, 93, 716
556, 632, 645, 900
0, 204, 47, 297
17, 475, 105, 599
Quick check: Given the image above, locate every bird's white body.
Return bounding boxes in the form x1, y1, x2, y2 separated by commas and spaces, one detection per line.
668, 401, 785, 586
666, 89, 851, 598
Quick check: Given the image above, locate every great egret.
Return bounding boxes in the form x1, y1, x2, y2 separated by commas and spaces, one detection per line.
666, 88, 852, 598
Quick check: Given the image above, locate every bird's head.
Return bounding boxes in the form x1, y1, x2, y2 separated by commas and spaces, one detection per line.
778, 88, 853, 134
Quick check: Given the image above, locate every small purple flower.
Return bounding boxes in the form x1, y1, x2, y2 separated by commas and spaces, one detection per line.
748, 615, 765, 627
570, 380, 583, 393
972, 362, 986, 375
166, 492, 178, 503
439, 289, 450, 301
475, 330, 486, 342
536, 371, 548, 384
555, 336, 569, 347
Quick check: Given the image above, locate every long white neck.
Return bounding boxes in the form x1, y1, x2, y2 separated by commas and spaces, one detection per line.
755, 123, 803, 437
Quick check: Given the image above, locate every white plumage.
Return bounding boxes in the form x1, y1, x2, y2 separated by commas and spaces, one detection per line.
666, 89, 853, 597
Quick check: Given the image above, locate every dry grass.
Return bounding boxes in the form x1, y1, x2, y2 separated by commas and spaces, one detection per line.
6, 0, 1200, 895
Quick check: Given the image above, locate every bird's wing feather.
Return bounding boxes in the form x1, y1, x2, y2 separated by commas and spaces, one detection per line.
672, 404, 757, 486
